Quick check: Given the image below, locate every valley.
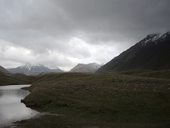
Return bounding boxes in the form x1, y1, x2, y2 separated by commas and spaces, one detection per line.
0, 32, 170, 128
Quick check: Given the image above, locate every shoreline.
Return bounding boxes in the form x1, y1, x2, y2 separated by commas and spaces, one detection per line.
0, 85, 39, 128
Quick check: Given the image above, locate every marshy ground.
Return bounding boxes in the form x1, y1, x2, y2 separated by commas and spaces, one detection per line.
11, 72, 170, 128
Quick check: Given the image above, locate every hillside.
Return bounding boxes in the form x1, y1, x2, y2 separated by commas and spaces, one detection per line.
0, 65, 9, 74
0, 71, 33, 86
0, 65, 36, 85
98, 32, 170, 72
0, 66, 17, 85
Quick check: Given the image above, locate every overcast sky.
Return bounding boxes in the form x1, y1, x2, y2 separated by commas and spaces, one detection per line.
0, 0, 170, 71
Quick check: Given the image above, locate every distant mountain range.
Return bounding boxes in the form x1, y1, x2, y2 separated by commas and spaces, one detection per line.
98, 32, 170, 72
70, 63, 101, 73
8, 63, 64, 75
2, 32, 170, 75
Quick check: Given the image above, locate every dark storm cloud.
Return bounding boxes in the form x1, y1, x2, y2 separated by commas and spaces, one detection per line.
57, 0, 170, 40
0, 0, 169, 70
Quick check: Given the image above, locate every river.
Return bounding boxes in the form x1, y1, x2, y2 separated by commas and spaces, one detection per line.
0, 85, 39, 128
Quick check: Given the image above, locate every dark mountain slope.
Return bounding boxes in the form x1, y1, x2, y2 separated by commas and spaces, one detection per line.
0, 65, 36, 85
98, 32, 170, 72
0, 65, 9, 74
0, 71, 36, 86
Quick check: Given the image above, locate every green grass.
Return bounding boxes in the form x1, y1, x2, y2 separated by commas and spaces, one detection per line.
16, 73, 170, 128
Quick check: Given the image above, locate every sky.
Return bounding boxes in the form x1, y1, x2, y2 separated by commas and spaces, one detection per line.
0, 0, 170, 71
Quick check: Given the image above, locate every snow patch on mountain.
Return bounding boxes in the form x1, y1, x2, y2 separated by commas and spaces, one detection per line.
141, 32, 170, 46
8, 63, 64, 75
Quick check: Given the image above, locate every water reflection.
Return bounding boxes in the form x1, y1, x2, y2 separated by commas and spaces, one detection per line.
0, 85, 38, 127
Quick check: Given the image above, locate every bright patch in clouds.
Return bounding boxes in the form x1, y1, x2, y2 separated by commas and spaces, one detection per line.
0, 37, 119, 71
67, 37, 118, 65
0, 39, 34, 67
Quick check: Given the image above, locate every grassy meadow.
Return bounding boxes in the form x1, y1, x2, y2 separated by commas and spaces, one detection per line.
14, 72, 170, 128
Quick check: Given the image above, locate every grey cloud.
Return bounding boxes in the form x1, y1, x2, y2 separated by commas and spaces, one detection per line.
0, 0, 169, 70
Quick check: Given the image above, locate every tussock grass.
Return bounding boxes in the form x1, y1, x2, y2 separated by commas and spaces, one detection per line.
18, 73, 170, 128
121, 70, 170, 79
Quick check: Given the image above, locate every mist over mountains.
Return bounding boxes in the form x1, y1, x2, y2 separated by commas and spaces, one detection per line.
6, 62, 102, 75
70, 63, 101, 73
8, 63, 64, 75
0, 32, 170, 75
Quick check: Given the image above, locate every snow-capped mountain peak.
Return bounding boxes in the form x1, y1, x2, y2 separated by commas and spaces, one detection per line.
98, 31, 170, 72
161, 32, 170, 39
8, 63, 64, 75
20, 63, 43, 70
142, 33, 160, 45
21, 63, 32, 70
141, 32, 170, 46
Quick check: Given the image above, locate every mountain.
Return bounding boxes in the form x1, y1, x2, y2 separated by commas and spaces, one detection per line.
70, 63, 101, 73
0, 65, 9, 75
0, 71, 17, 86
8, 63, 64, 75
0, 65, 30, 85
0, 65, 18, 85
98, 32, 170, 72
